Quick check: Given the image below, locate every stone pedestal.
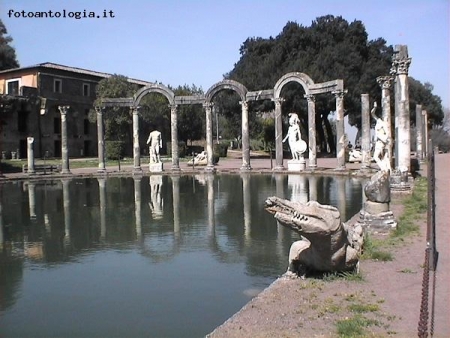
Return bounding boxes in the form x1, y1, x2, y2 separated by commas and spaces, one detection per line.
149, 162, 163, 172
359, 208, 397, 229
287, 158, 306, 171
390, 169, 411, 192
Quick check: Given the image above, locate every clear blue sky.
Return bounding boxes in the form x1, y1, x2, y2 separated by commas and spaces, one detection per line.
1, 0, 449, 109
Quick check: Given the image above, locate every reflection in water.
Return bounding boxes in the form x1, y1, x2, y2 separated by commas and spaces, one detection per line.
134, 176, 142, 238
149, 175, 163, 219
0, 174, 363, 338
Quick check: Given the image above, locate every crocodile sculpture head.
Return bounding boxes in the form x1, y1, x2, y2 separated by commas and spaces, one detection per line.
264, 196, 341, 235
264, 196, 362, 275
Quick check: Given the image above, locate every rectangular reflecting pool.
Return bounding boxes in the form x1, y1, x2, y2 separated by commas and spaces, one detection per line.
0, 174, 363, 337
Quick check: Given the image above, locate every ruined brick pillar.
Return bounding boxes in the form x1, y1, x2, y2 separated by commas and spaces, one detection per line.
96, 107, 106, 173
376, 76, 394, 170
131, 106, 142, 172
361, 94, 371, 170
305, 94, 317, 169
169, 104, 180, 171
58, 106, 71, 174
240, 100, 251, 171
272, 97, 285, 170
391, 45, 412, 171
203, 102, 215, 171
333, 90, 347, 170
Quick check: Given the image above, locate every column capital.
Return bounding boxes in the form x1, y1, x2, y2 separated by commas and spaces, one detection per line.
272, 97, 285, 106
332, 89, 347, 98
95, 106, 106, 114
130, 106, 141, 114
58, 105, 70, 115
168, 104, 178, 110
376, 76, 394, 89
391, 58, 411, 76
203, 102, 214, 110
304, 93, 316, 102
239, 100, 248, 109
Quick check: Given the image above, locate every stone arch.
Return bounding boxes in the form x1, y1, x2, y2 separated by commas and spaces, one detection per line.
204, 79, 250, 171
133, 83, 175, 106
205, 79, 248, 102
273, 72, 315, 99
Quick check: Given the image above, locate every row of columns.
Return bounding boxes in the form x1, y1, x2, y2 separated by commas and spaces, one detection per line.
96, 100, 251, 173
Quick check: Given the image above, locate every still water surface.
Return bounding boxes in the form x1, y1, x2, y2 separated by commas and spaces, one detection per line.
0, 174, 363, 337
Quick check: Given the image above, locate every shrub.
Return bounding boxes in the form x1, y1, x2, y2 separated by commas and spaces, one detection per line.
106, 141, 125, 160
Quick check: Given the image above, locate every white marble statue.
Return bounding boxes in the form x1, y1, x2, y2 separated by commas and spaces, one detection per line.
371, 103, 391, 172
282, 113, 307, 161
147, 130, 162, 164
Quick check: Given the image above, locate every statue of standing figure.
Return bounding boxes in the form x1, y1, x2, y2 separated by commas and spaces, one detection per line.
283, 113, 307, 161
147, 130, 162, 163
371, 103, 390, 172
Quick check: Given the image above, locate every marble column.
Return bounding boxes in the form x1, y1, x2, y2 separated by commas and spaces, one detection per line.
96, 107, 106, 173
337, 177, 347, 221
416, 105, 423, 162
333, 90, 347, 170
422, 110, 428, 159
58, 106, 71, 174
131, 106, 142, 172
377, 76, 394, 170
361, 94, 371, 170
392, 45, 412, 171
273, 97, 285, 170
169, 104, 180, 171
27, 137, 35, 174
203, 102, 215, 171
240, 100, 251, 171
305, 94, 317, 169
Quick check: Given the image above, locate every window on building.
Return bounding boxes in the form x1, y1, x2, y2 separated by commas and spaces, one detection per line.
54, 79, 62, 93
84, 119, 90, 135
6, 79, 20, 95
83, 83, 90, 96
54, 117, 61, 134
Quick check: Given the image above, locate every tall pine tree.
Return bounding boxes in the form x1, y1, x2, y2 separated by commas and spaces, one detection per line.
0, 19, 19, 71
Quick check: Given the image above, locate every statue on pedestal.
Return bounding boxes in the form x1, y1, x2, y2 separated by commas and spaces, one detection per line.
282, 113, 307, 161
147, 130, 162, 164
371, 103, 390, 172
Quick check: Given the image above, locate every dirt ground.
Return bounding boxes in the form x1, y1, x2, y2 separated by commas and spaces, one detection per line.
208, 154, 450, 338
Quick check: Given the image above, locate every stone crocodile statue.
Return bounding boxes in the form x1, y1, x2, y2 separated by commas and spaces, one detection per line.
264, 197, 363, 276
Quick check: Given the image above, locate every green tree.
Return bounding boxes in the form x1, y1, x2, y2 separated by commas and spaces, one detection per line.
89, 75, 139, 152
225, 16, 395, 153
172, 84, 205, 145
408, 78, 444, 127
0, 19, 19, 70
